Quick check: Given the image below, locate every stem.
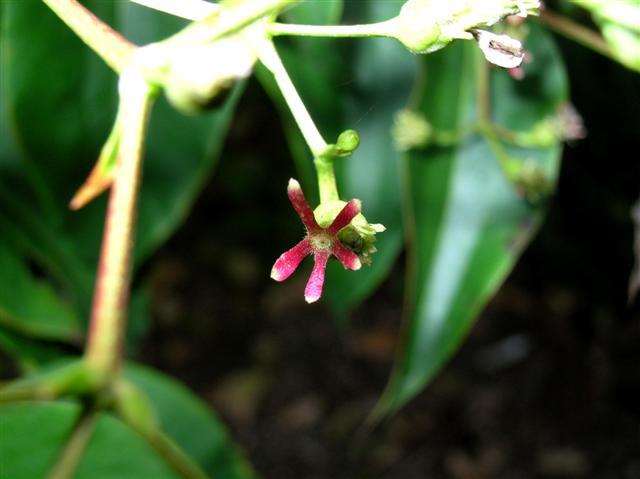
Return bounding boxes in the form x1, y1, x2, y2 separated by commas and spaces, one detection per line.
42, 0, 136, 73
269, 20, 396, 38
539, 9, 615, 61
47, 408, 98, 479
84, 70, 155, 376
163, 0, 298, 47
313, 157, 339, 203
475, 52, 491, 124
129, 0, 219, 21
257, 40, 327, 156
473, 49, 513, 177
126, 421, 209, 479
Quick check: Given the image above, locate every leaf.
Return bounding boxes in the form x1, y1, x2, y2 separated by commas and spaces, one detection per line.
0, 326, 71, 373
0, 1, 242, 346
375, 24, 568, 416
0, 241, 81, 342
0, 402, 180, 479
0, 364, 256, 478
124, 363, 256, 479
260, 0, 415, 313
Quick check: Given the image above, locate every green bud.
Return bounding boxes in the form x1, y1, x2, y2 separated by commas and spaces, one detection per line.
395, 1, 444, 53
392, 109, 433, 151
393, 0, 540, 54
336, 129, 360, 154
507, 158, 554, 203
162, 35, 256, 114
313, 200, 385, 265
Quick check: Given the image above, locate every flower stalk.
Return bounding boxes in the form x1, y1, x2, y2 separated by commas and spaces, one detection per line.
84, 69, 155, 376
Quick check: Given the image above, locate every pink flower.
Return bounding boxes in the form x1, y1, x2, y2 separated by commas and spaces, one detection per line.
271, 179, 362, 303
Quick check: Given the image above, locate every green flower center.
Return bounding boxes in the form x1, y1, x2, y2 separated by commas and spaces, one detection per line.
310, 232, 333, 251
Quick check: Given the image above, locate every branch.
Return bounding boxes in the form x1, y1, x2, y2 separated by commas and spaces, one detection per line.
47, 407, 99, 479
84, 70, 155, 375
42, 0, 136, 73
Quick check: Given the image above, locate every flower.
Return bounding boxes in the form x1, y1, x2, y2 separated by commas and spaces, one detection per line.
271, 179, 362, 303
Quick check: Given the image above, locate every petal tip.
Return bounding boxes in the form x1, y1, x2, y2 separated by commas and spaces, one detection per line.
304, 293, 321, 303
270, 266, 285, 282
287, 178, 301, 191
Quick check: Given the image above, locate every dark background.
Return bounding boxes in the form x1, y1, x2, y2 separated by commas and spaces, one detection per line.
133, 27, 640, 479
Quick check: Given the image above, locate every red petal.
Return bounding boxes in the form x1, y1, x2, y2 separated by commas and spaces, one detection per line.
287, 178, 319, 232
332, 241, 361, 271
271, 239, 311, 281
304, 251, 329, 303
327, 199, 361, 235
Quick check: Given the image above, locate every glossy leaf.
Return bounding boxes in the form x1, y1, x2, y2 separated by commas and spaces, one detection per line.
0, 364, 256, 478
375, 24, 568, 416
0, 402, 180, 479
0, 240, 81, 341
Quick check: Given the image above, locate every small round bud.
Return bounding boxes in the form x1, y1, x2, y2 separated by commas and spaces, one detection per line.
395, 0, 443, 53
163, 36, 256, 114
337, 129, 360, 154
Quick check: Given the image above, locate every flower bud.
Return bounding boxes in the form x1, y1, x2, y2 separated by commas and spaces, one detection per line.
313, 201, 385, 265
392, 109, 433, 151
163, 35, 256, 114
393, 0, 540, 54
506, 158, 553, 203
336, 129, 360, 154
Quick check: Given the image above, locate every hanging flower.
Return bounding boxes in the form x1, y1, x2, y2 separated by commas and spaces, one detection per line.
271, 179, 363, 303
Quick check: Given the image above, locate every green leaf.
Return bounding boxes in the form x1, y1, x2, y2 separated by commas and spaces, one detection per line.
375, 24, 568, 416
0, 241, 81, 341
0, 326, 71, 373
0, 1, 241, 346
0, 402, 180, 479
124, 363, 256, 479
0, 364, 255, 478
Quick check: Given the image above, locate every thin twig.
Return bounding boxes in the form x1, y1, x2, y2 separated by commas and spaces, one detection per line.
47, 407, 99, 479
539, 9, 615, 61
42, 0, 136, 73
84, 70, 155, 375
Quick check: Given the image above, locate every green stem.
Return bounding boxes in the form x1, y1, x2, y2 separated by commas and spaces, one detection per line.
313, 156, 339, 203
125, 421, 209, 479
474, 50, 513, 178
257, 40, 327, 156
163, 0, 298, 47
42, 0, 136, 73
130, 0, 219, 21
475, 51, 492, 124
269, 20, 396, 38
539, 9, 615, 61
84, 70, 155, 376
47, 407, 98, 479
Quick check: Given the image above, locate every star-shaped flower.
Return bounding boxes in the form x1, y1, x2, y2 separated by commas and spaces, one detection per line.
271, 178, 362, 303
